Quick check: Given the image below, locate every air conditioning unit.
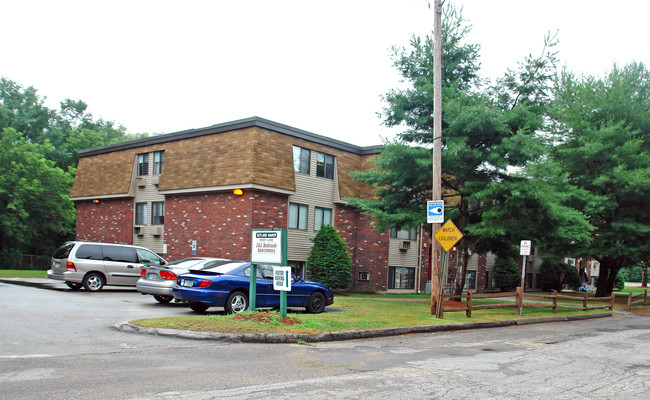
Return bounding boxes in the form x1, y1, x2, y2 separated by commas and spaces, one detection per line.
399, 240, 411, 251
151, 226, 164, 236
151, 175, 160, 185
135, 176, 146, 187
134, 226, 143, 236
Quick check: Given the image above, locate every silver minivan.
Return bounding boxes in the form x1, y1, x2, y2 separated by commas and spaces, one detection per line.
47, 241, 166, 291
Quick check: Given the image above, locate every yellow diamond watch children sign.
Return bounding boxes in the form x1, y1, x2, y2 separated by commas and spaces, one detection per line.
434, 220, 463, 252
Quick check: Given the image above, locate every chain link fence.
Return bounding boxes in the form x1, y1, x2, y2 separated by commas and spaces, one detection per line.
0, 252, 50, 270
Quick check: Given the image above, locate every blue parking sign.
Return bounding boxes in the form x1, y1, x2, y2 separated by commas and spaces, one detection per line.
427, 200, 444, 223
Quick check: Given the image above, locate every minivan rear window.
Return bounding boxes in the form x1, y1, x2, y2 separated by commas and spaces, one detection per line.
53, 242, 75, 259
75, 244, 103, 260
102, 246, 137, 263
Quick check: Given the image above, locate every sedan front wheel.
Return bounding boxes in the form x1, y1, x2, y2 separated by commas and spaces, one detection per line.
306, 292, 326, 313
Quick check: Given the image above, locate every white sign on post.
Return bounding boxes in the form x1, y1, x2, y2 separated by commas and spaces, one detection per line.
251, 231, 282, 264
520, 240, 532, 256
273, 266, 292, 291
427, 200, 444, 223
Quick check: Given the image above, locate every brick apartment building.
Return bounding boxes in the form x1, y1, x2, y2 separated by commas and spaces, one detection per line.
69, 117, 549, 293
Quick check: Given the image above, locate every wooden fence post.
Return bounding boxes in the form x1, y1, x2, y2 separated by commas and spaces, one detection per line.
609, 293, 615, 311
466, 290, 472, 318
583, 293, 588, 311
515, 286, 522, 315
552, 290, 558, 313
645, 289, 648, 306
627, 292, 633, 311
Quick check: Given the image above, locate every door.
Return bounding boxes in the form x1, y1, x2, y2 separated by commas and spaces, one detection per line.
102, 246, 139, 285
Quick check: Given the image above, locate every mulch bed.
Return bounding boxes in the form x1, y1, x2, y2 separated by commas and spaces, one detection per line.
234, 312, 302, 325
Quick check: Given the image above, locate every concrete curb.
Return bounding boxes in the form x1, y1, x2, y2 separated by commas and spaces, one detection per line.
114, 312, 613, 343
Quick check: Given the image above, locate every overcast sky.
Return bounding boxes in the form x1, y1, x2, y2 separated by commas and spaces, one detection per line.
3, 1, 649, 146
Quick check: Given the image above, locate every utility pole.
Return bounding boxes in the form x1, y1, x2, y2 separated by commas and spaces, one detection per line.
430, 0, 443, 317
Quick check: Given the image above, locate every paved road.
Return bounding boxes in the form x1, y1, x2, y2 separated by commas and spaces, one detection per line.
1, 280, 649, 399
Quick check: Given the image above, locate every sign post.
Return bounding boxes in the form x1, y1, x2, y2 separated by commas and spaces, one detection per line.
273, 266, 292, 317
519, 240, 532, 315
433, 220, 463, 318
250, 229, 287, 311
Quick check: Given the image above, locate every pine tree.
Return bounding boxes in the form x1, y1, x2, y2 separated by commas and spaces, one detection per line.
306, 225, 352, 289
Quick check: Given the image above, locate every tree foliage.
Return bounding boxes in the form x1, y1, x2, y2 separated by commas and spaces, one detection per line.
0, 77, 149, 258
348, 4, 586, 297
306, 225, 352, 289
548, 62, 650, 296
0, 128, 76, 254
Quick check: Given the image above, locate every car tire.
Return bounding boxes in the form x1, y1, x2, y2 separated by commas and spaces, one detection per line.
153, 295, 173, 304
225, 291, 248, 314
189, 302, 210, 313
66, 282, 82, 290
83, 273, 105, 292
306, 292, 326, 313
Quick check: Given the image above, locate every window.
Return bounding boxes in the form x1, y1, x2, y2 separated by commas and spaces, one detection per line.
390, 227, 417, 240
153, 151, 164, 175
358, 272, 370, 281
314, 207, 332, 230
316, 152, 334, 179
135, 202, 147, 225
75, 244, 103, 260
136, 248, 163, 265
136, 153, 149, 176
102, 246, 137, 263
288, 261, 305, 279
465, 270, 476, 290
289, 203, 308, 230
151, 202, 164, 225
388, 267, 415, 289
293, 146, 310, 174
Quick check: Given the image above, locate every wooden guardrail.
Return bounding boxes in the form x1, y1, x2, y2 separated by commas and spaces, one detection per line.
619, 290, 648, 311
441, 287, 618, 318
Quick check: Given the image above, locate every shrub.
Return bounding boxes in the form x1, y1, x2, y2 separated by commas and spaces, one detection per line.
613, 270, 627, 291
540, 260, 580, 291
493, 257, 520, 291
306, 225, 352, 289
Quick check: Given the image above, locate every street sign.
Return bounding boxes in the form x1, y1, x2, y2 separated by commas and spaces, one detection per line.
520, 240, 531, 256
273, 266, 292, 291
427, 200, 444, 223
434, 220, 463, 252
251, 231, 282, 264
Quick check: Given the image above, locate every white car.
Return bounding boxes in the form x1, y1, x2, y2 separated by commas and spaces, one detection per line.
137, 257, 230, 303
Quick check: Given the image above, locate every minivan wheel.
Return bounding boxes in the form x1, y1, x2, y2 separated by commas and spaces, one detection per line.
66, 282, 82, 290
83, 273, 105, 292
153, 295, 173, 304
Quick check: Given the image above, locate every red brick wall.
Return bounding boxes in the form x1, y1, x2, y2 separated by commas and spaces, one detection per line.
76, 199, 134, 244
164, 191, 287, 260
331, 204, 394, 292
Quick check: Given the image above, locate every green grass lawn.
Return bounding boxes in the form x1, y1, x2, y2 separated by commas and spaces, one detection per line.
131, 294, 610, 336
0, 269, 47, 278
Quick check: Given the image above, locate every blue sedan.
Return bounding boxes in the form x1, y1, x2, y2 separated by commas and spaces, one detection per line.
172, 261, 334, 314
